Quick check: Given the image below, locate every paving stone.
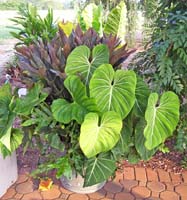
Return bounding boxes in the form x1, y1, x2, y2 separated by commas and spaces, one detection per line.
100, 198, 113, 200
182, 170, 187, 183
170, 173, 182, 183
166, 182, 179, 191
60, 187, 73, 195
147, 181, 165, 192
41, 185, 61, 199
160, 191, 179, 200
59, 193, 69, 200
135, 167, 147, 182
175, 183, 187, 197
113, 170, 124, 182
120, 180, 138, 192
146, 168, 158, 182
88, 188, 106, 199
151, 191, 160, 197
14, 193, 24, 199
21, 191, 42, 200
1, 188, 16, 199
131, 186, 151, 198
16, 181, 34, 194
139, 181, 146, 186
123, 167, 135, 180
68, 193, 89, 200
106, 192, 115, 199
157, 169, 171, 182
146, 197, 161, 200
16, 174, 29, 184
115, 192, 135, 200
104, 181, 123, 193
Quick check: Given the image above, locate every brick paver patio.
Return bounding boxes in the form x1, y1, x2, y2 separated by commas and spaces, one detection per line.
2, 167, 187, 200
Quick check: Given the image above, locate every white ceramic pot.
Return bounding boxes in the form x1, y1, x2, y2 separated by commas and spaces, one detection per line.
0, 152, 18, 198
60, 171, 106, 194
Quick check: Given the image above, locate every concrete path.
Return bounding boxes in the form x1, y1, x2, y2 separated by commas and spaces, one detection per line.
1, 167, 187, 200
0, 39, 15, 75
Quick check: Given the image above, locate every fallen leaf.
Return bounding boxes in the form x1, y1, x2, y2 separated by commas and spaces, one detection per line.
39, 178, 53, 191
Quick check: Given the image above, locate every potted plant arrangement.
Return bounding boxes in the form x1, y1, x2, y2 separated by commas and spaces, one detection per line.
0, 2, 180, 194
16, 43, 180, 193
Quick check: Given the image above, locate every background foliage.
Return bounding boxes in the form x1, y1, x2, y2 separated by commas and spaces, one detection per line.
130, 0, 187, 153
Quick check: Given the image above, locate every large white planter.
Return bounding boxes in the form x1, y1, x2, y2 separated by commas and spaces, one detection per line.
60, 171, 106, 194
0, 152, 18, 198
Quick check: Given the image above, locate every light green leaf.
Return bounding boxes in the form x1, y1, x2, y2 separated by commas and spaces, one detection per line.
52, 76, 97, 124
9, 128, 23, 152
90, 64, 136, 119
80, 111, 122, 158
104, 1, 127, 43
135, 120, 157, 160
133, 76, 150, 116
65, 44, 109, 85
144, 91, 180, 150
92, 4, 103, 36
84, 153, 116, 187
0, 84, 16, 151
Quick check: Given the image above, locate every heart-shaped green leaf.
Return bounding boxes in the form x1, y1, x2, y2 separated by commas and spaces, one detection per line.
104, 1, 127, 43
52, 76, 97, 124
80, 111, 122, 158
144, 91, 180, 150
65, 44, 109, 85
133, 76, 150, 116
135, 120, 157, 160
90, 64, 136, 119
84, 153, 116, 187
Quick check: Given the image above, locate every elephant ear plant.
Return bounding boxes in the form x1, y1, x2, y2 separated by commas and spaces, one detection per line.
42, 44, 179, 187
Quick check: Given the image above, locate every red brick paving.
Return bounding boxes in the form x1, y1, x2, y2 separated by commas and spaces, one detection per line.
2, 168, 187, 200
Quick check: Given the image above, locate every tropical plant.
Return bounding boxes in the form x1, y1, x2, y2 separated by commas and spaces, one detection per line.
15, 24, 135, 99
0, 82, 48, 158
10, 3, 57, 46
130, 0, 187, 152
22, 44, 180, 187
78, 1, 128, 43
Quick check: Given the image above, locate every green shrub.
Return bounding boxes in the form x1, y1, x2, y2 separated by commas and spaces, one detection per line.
10, 3, 57, 46
130, 1, 187, 152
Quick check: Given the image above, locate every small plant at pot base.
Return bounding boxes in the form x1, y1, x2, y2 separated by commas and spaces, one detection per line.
23, 44, 180, 192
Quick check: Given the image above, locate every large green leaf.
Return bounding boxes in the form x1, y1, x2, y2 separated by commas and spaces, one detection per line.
90, 64, 136, 119
80, 3, 103, 36
52, 99, 87, 124
80, 111, 122, 158
9, 128, 23, 152
133, 76, 150, 117
135, 120, 157, 160
52, 76, 97, 124
14, 82, 48, 116
0, 84, 16, 151
104, 1, 127, 43
65, 44, 109, 85
92, 4, 103, 36
0, 84, 12, 139
144, 91, 180, 150
84, 153, 116, 187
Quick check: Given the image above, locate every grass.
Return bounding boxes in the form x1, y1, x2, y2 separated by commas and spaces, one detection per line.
0, 25, 15, 40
